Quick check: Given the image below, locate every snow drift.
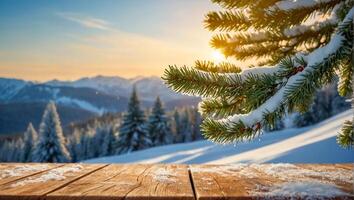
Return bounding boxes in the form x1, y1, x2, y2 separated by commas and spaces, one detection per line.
86, 110, 354, 164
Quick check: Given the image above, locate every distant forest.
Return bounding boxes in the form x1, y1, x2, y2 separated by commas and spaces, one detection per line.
0, 82, 350, 162
0, 88, 203, 162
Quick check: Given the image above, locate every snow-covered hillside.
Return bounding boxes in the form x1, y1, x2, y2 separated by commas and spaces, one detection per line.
86, 110, 354, 164
0, 78, 28, 100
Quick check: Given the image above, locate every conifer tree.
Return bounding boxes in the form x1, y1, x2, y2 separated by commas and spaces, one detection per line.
147, 97, 172, 146
117, 87, 151, 153
181, 109, 192, 142
101, 126, 118, 156
32, 102, 71, 162
172, 109, 183, 143
21, 123, 38, 162
163, 0, 354, 147
190, 108, 203, 141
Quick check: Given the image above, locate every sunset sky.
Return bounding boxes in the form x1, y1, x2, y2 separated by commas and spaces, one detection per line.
0, 0, 219, 81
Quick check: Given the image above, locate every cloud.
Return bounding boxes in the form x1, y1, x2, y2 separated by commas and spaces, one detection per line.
57, 12, 111, 30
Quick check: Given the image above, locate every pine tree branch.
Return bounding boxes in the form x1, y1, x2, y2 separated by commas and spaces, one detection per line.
204, 10, 252, 31
338, 58, 353, 97
252, 0, 342, 30
162, 65, 243, 98
212, 19, 337, 64
163, 63, 281, 98
337, 120, 354, 148
211, 20, 336, 47
195, 60, 241, 73
201, 11, 353, 143
211, 0, 256, 9
199, 97, 246, 118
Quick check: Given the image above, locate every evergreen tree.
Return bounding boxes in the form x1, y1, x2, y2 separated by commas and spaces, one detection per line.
190, 108, 203, 141
180, 109, 191, 142
163, 0, 354, 147
171, 109, 183, 143
117, 87, 150, 153
294, 82, 351, 127
32, 102, 71, 162
147, 97, 172, 146
20, 123, 38, 162
0, 139, 23, 162
68, 129, 82, 162
100, 126, 118, 156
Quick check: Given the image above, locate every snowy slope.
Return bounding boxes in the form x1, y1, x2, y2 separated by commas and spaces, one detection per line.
0, 78, 29, 100
86, 110, 354, 164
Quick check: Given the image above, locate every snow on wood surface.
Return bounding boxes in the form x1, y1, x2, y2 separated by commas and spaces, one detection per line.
190, 164, 353, 199
10, 164, 83, 187
152, 167, 178, 183
253, 181, 349, 199
0, 164, 49, 178
47, 164, 195, 200
0, 163, 352, 199
0, 164, 104, 197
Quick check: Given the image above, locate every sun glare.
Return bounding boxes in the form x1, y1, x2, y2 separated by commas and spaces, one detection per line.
212, 50, 225, 63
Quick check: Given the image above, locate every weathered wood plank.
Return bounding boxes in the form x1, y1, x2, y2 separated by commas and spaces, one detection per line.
0, 163, 106, 200
190, 164, 354, 200
0, 163, 62, 185
47, 164, 195, 200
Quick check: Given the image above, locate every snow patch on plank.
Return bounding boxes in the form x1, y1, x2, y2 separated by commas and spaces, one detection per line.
10, 165, 83, 187
253, 181, 349, 199
191, 164, 259, 178
152, 167, 177, 183
251, 164, 353, 184
0, 165, 49, 178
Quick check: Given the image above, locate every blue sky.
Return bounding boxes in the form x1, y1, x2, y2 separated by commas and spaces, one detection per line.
0, 0, 219, 81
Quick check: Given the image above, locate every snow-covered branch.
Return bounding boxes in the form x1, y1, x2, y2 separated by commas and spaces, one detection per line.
219, 7, 354, 127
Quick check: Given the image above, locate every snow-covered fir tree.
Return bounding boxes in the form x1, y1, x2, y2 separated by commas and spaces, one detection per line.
117, 87, 151, 153
32, 102, 71, 162
189, 108, 203, 141
294, 82, 351, 127
0, 139, 23, 162
163, 0, 354, 147
171, 109, 183, 143
20, 123, 38, 162
147, 97, 172, 146
181, 109, 192, 142
67, 129, 81, 162
99, 125, 118, 156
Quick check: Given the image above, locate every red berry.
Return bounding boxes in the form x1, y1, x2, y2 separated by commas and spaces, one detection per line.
255, 122, 261, 130
297, 65, 304, 72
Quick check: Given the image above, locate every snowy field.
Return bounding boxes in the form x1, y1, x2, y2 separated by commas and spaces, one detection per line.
86, 110, 354, 164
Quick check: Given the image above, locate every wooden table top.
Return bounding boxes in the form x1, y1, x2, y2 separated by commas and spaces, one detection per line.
0, 163, 352, 199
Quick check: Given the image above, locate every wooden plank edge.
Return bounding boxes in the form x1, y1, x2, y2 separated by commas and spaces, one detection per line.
188, 166, 197, 200
44, 164, 111, 198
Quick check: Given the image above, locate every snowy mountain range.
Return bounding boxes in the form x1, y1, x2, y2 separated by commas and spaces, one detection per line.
46, 75, 187, 102
0, 76, 200, 114
0, 76, 200, 135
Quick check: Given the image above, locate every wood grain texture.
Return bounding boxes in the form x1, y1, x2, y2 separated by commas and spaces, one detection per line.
47, 164, 195, 200
190, 164, 354, 200
0, 163, 105, 200
0, 163, 62, 185
0, 163, 352, 200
